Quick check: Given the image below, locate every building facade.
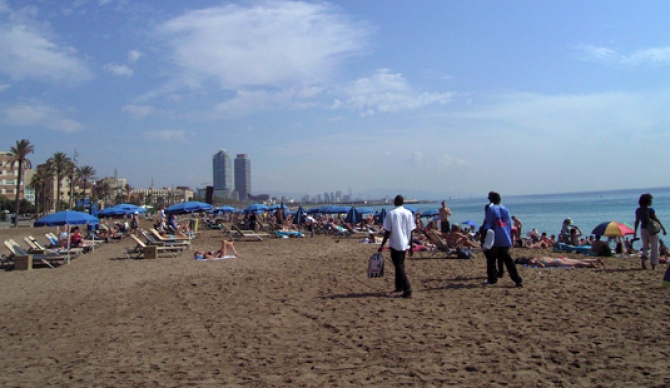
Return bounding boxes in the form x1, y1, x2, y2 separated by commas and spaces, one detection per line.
0, 151, 33, 202
213, 150, 233, 191
234, 153, 251, 201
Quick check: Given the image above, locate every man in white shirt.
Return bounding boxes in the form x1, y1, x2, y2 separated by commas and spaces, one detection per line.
378, 195, 416, 298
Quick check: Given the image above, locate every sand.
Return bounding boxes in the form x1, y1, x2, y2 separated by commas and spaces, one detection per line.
0, 223, 669, 387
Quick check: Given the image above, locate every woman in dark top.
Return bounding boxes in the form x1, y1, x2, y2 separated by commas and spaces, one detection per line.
634, 193, 667, 270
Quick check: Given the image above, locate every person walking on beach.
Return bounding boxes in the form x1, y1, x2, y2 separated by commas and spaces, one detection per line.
634, 193, 667, 270
439, 200, 452, 238
378, 195, 416, 298
483, 191, 523, 287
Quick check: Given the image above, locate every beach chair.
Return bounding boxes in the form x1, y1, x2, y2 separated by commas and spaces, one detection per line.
141, 230, 190, 249
24, 236, 82, 257
126, 234, 184, 259
148, 229, 192, 247
4, 240, 69, 269
231, 225, 270, 241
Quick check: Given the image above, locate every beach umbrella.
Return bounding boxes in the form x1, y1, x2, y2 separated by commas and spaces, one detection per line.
245, 203, 269, 214
591, 221, 635, 237
356, 207, 375, 215
217, 206, 237, 213
294, 206, 307, 224
99, 203, 148, 216
345, 206, 363, 224
34, 210, 99, 227
461, 220, 479, 228
420, 209, 439, 218
375, 208, 387, 224
165, 201, 213, 215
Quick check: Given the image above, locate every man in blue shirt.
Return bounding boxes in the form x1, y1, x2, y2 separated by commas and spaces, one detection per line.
378, 195, 416, 298
483, 191, 523, 287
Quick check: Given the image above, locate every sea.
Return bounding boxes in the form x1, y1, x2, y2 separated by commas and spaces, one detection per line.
371, 187, 670, 238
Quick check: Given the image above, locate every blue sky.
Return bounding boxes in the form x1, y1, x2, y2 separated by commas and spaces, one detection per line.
2, 0, 670, 200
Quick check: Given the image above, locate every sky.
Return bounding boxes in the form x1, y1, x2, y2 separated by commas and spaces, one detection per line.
1, 0, 670, 200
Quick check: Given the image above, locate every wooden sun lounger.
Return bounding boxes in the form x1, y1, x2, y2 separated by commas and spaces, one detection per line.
232, 225, 270, 241
126, 234, 185, 259
4, 240, 70, 270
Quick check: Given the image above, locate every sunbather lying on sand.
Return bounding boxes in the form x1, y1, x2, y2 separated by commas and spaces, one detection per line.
194, 240, 239, 260
515, 256, 604, 268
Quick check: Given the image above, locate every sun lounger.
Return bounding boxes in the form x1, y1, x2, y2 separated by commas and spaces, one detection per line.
141, 230, 190, 249
149, 228, 193, 243
231, 225, 270, 241
4, 239, 69, 269
126, 234, 184, 259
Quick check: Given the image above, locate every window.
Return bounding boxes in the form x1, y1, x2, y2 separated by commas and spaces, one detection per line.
5, 180, 14, 185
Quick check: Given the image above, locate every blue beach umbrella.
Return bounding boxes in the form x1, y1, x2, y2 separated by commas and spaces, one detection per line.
345, 206, 363, 224
165, 201, 213, 215
217, 206, 237, 213
375, 209, 387, 224
461, 220, 479, 228
420, 209, 440, 218
34, 210, 99, 227
294, 206, 307, 224
245, 203, 269, 214
356, 207, 375, 215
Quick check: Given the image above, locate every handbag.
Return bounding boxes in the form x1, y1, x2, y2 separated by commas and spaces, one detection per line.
647, 209, 662, 235
367, 252, 384, 278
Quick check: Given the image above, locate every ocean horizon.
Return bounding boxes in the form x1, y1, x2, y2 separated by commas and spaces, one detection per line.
368, 186, 670, 239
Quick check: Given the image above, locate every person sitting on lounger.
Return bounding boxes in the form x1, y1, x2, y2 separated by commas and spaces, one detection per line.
445, 225, 479, 249
515, 256, 604, 268
193, 240, 239, 260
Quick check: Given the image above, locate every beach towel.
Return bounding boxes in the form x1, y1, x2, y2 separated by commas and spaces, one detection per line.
367, 252, 384, 278
195, 255, 237, 261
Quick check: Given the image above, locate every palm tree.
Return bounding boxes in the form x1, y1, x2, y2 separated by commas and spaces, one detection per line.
47, 152, 72, 211
6, 139, 34, 226
30, 169, 45, 217
76, 165, 96, 209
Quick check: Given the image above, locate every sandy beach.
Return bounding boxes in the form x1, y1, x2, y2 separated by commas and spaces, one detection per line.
0, 223, 669, 387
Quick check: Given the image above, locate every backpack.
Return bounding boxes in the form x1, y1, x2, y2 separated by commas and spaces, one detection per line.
456, 247, 473, 260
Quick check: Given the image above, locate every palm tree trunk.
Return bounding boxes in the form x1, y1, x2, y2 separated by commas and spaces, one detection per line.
13, 163, 23, 227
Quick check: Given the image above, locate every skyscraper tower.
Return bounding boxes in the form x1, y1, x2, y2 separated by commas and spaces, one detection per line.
234, 153, 251, 200
213, 150, 232, 191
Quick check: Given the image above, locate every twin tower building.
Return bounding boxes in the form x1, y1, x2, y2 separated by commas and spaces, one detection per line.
213, 150, 251, 201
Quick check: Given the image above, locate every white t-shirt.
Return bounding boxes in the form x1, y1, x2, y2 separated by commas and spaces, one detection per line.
382, 206, 416, 251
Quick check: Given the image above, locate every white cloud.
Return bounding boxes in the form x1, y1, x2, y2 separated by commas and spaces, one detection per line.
337, 69, 454, 115
104, 62, 133, 76
0, 23, 93, 83
144, 129, 187, 142
122, 104, 154, 118
127, 50, 143, 63
1, 103, 84, 133
575, 44, 670, 68
213, 87, 321, 119
155, 1, 370, 89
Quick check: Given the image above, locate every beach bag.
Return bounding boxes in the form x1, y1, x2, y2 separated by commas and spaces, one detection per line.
456, 247, 472, 260
367, 252, 384, 278
482, 229, 495, 250
648, 219, 662, 235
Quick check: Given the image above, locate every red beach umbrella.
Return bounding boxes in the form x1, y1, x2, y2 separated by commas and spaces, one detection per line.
591, 221, 635, 237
